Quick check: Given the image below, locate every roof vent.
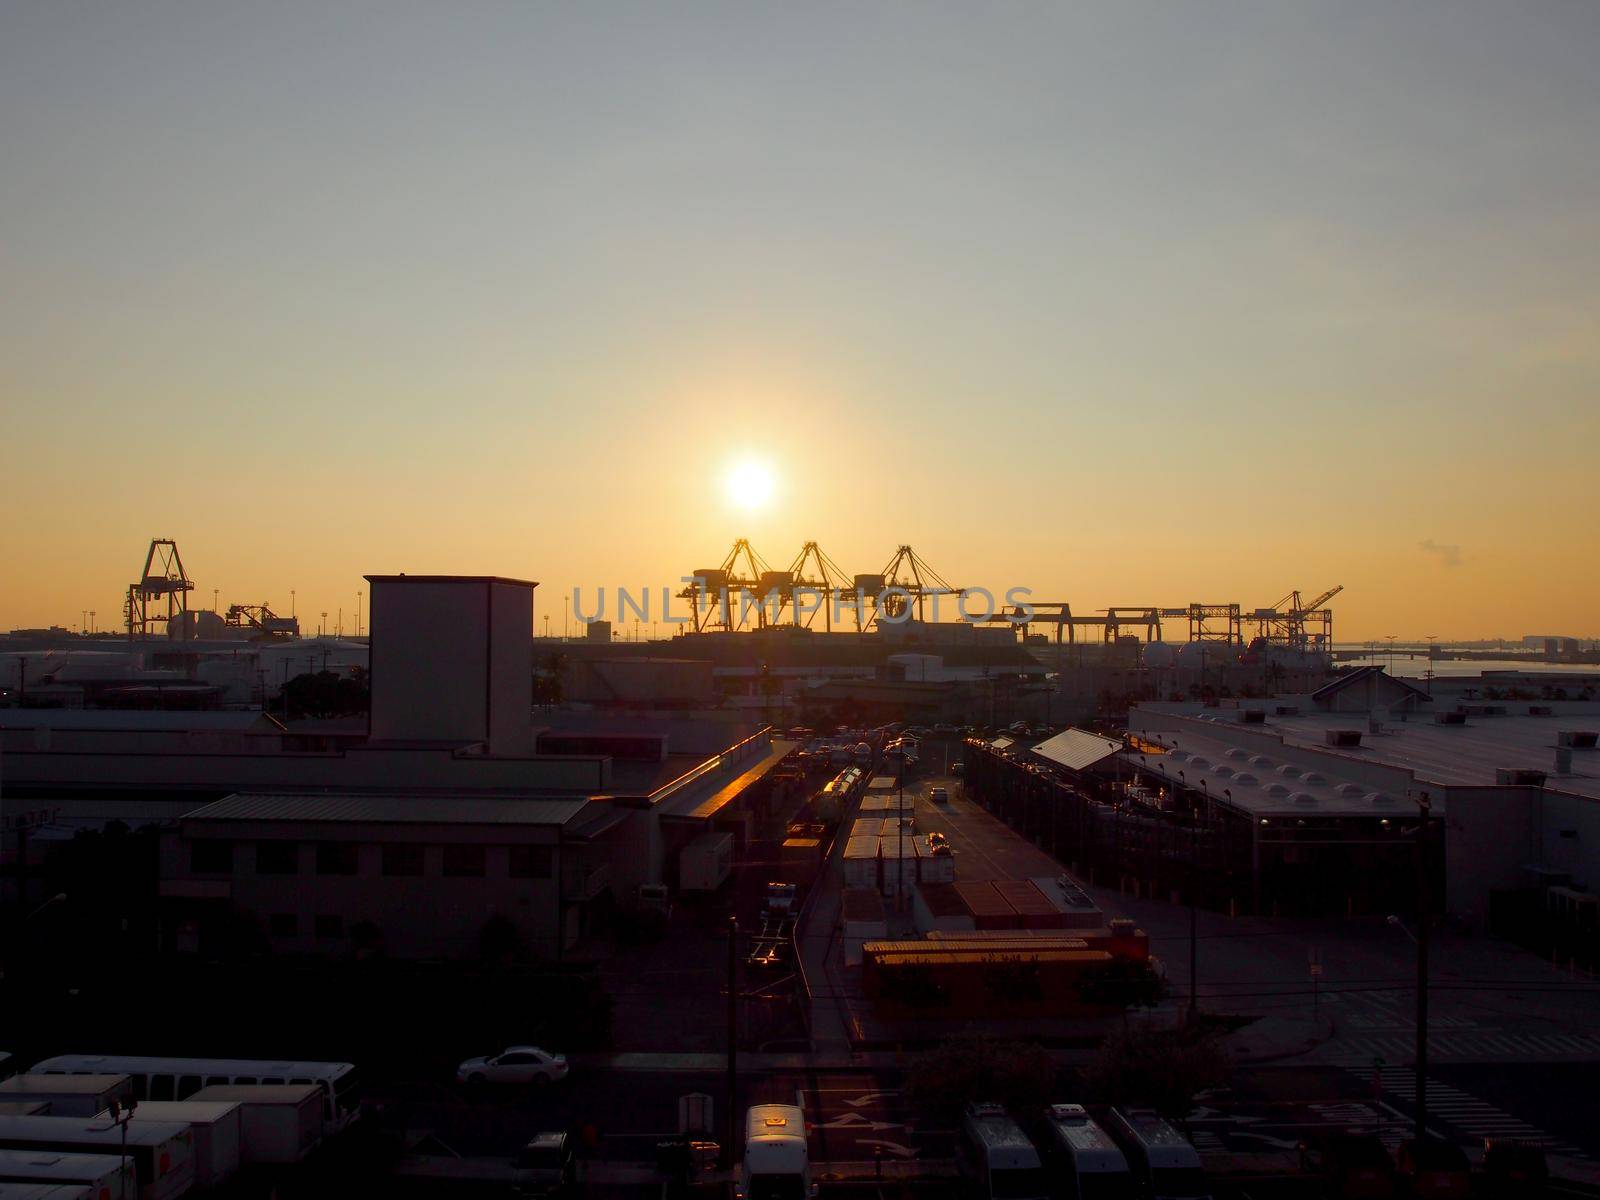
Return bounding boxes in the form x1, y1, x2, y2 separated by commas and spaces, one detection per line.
1226, 748, 1251, 760
1365, 792, 1395, 805
1048, 1104, 1089, 1123
1266, 783, 1291, 797
1234, 773, 1258, 785
1249, 755, 1275, 767
1302, 772, 1326, 784
1557, 731, 1598, 749
1337, 783, 1364, 796
1496, 768, 1548, 786
1276, 764, 1301, 777
1435, 711, 1468, 726
1293, 792, 1318, 806
1325, 730, 1363, 747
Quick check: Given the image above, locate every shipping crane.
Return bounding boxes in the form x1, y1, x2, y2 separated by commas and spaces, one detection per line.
676, 538, 778, 632
1249, 585, 1344, 651
124, 538, 193, 641
225, 603, 300, 639
863, 544, 968, 630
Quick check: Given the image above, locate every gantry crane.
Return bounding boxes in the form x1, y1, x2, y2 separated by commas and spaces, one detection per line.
1249, 585, 1343, 651
124, 538, 193, 641
676, 538, 778, 632
864, 545, 967, 630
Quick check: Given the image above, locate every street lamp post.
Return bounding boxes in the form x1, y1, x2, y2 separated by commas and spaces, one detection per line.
1414, 792, 1431, 1144
725, 916, 738, 1169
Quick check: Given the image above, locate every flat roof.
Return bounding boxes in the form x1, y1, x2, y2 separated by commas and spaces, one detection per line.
364, 574, 537, 587
658, 740, 796, 821
184, 792, 590, 827
1265, 710, 1600, 799
0, 710, 284, 733
1031, 728, 1123, 774
1132, 705, 1600, 805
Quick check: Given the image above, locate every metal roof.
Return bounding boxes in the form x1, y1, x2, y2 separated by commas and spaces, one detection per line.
0, 710, 284, 733
184, 792, 590, 827
1030, 728, 1124, 774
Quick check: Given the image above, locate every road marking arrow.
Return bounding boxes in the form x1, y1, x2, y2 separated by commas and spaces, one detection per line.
1232, 1131, 1304, 1151
843, 1091, 900, 1108
820, 1113, 902, 1132
855, 1139, 918, 1158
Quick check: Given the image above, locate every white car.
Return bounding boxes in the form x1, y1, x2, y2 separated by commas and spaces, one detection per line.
457, 1046, 569, 1086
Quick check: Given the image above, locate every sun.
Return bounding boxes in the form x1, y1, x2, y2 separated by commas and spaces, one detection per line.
725, 459, 775, 510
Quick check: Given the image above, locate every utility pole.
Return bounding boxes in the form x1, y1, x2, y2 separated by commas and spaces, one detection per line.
725, 915, 738, 1169
1415, 792, 1431, 1144
1189, 788, 1200, 1023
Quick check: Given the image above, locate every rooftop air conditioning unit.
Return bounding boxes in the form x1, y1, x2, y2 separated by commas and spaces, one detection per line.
1435, 711, 1468, 726
1325, 730, 1363, 747
1557, 731, 1598, 749
1273, 705, 1301, 717
1240, 710, 1266, 724
1496, 768, 1548, 786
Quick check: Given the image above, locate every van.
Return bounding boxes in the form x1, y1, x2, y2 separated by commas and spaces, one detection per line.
738, 1104, 814, 1200
1038, 1104, 1134, 1199
1104, 1109, 1208, 1200
960, 1102, 1049, 1200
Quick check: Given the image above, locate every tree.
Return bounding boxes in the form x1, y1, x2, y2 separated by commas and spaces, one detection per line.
906, 1034, 1057, 1124
1076, 958, 1168, 1028
1083, 1027, 1229, 1126
283, 669, 369, 719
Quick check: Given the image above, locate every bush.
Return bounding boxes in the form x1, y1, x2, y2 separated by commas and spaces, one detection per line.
1083, 1026, 1229, 1124
907, 1033, 1058, 1124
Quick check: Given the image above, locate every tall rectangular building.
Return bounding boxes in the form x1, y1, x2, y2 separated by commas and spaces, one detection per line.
366, 575, 537, 755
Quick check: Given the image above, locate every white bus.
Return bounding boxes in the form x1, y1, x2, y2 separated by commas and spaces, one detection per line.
29, 1057, 359, 1136
0, 1115, 193, 1200
0, 1185, 95, 1200
737, 1104, 814, 1200
960, 1103, 1049, 1200
1104, 1109, 1209, 1200
0, 1147, 136, 1200
1037, 1105, 1133, 1200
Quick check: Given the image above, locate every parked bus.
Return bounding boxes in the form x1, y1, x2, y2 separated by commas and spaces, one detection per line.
1037, 1105, 1133, 1199
737, 1104, 813, 1200
960, 1103, 1049, 1200
0, 1115, 192, 1200
1104, 1109, 1209, 1200
29, 1057, 359, 1136
0, 1147, 135, 1200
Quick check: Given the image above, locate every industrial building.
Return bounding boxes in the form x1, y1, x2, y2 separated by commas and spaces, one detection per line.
964, 676, 1600, 943
3, 574, 803, 958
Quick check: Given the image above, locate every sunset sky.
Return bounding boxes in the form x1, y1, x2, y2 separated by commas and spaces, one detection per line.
3, 4, 1597, 640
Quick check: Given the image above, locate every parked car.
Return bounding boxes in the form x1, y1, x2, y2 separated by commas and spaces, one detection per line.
1481, 1139, 1548, 1197
1301, 1133, 1395, 1198
456, 1046, 569, 1087
1394, 1137, 1471, 1198
512, 1131, 575, 1196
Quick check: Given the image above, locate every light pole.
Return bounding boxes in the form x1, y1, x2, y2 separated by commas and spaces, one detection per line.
724, 915, 738, 1169
1385, 635, 1398, 675
1424, 635, 1438, 696
1413, 792, 1431, 1143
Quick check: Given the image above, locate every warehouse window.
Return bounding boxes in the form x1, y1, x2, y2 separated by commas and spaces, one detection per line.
382, 844, 425, 876
256, 842, 299, 875
509, 845, 553, 879
316, 842, 359, 876
443, 845, 486, 877
190, 840, 234, 874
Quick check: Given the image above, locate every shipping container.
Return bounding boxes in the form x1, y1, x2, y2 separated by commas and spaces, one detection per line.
116, 1102, 240, 1190
0, 1115, 194, 1200
0, 1147, 134, 1200
186, 1086, 319, 1165
679, 831, 734, 892
0, 1079, 132, 1120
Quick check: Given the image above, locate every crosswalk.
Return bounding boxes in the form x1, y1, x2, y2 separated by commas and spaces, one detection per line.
1321, 1030, 1600, 1065
1352, 1066, 1588, 1160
